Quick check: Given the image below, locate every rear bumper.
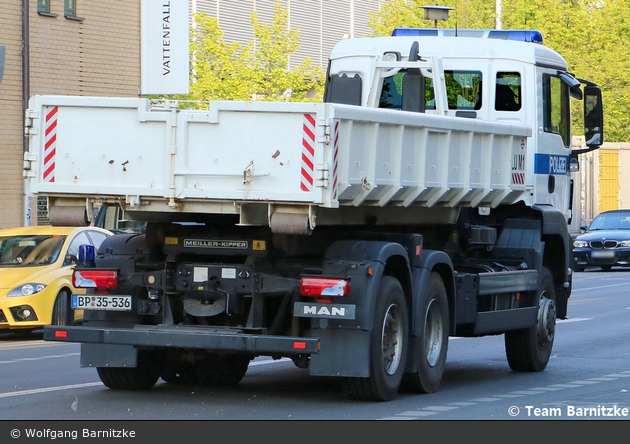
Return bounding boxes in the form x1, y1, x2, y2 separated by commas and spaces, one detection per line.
43, 324, 320, 355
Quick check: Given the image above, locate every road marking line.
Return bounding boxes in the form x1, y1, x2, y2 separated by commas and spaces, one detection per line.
422, 406, 459, 411
510, 390, 547, 395
572, 282, 630, 292
470, 397, 502, 402
378, 416, 414, 420
0, 382, 102, 399
248, 358, 292, 366
399, 411, 438, 417
0, 353, 79, 364
529, 387, 565, 391
557, 318, 592, 323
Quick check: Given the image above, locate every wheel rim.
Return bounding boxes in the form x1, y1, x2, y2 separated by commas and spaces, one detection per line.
424, 299, 443, 367
537, 290, 556, 349
381, 303, 404, 375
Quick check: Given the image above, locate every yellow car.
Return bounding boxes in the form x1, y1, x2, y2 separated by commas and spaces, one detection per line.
0, 225, 113, 332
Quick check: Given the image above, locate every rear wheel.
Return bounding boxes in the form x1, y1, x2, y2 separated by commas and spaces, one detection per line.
401, 272, 449, 394
505, 267, 556, 372
196, 354, 251, 385
344, 276, 409, 402
52, 290, 73, 326
161, 362, 199, 385
97, 352, 162, 390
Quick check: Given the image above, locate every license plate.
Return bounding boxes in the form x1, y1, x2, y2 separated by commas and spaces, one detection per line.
591, 250, 615, 259
72, 294, 132, 311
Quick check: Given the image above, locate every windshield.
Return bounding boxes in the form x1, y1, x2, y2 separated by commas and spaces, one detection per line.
0, 235, 65, 266
588, 213, 630, 231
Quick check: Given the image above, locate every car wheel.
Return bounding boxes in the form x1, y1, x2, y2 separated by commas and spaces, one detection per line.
601, 265, 612, 271
573, 266, 584, 272
52, 290, 74, 326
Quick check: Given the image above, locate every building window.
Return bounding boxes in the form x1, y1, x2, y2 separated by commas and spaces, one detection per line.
37, 0, 57, 17
64, 0, 84, 21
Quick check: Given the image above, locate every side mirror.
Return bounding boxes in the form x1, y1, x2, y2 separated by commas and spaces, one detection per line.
580, 224, 588, 232
584, 85, 603, 147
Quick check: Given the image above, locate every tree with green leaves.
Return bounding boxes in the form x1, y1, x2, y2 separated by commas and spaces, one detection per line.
177, 3, 323, 104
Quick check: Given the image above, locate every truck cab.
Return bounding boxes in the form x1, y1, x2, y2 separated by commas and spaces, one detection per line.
325, 28, 603, 222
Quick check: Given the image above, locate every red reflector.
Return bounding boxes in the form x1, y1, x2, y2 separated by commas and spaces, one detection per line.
300, 277, 350, 297
73, 269, 118, 289
54, 330, 68, 338
293, 341, 307, 350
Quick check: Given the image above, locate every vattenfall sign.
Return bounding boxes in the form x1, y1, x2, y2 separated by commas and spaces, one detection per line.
141, 0, 190, 95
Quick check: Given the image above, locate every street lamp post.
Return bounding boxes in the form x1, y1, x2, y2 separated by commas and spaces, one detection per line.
496, 0, 502, 29
421, 5, 454, 28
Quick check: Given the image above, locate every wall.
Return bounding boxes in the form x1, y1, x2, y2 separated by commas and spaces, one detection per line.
0, 0, 141, 229
571, 140, 630, 231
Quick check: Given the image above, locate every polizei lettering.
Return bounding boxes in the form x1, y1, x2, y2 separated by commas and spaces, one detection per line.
184, 239, 248, 249
162, 2, 171, 75
549, 155, 567, 174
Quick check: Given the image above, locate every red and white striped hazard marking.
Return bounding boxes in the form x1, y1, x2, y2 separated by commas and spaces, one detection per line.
301, 114, 316, 192
43, 106, 58, 183
331, 121, 339, 200
512, 172, 525, 185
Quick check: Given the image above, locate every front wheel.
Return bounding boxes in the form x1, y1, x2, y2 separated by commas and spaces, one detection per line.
505, 267, 556, 372
344, 276, 409, 402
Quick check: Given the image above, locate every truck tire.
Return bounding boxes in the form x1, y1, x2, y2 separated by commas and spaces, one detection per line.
96, 352, 162, 390
401, 272, 449, 394
161, 362, 199, 385
504, 267, 556, 372
344, 276, 409, 402
196, 354, 251, 386
52, 290, 73, 326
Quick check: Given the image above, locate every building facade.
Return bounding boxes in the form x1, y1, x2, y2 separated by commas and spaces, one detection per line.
1, 0, 141, 229
0, 0, 383, 229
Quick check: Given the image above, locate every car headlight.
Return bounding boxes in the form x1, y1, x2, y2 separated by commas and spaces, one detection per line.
7, 283, 47, 297
621, 240, 630, 247
573, 240, 589, 248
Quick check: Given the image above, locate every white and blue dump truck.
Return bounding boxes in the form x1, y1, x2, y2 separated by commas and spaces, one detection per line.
26, 28, 604, 401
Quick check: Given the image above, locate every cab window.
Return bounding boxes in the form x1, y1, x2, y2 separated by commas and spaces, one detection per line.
543, 74, 571, 147
379, 70, 482, 111
495, 72, 521, 111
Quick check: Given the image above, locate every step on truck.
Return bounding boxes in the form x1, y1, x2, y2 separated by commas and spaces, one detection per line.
27, 28, 604, 401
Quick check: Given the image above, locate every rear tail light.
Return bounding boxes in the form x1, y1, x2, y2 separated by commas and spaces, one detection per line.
73, 269, 118, 289
300, 277, 350, 297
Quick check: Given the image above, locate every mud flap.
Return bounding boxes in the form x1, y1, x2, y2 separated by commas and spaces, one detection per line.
309, 328, 371, 377
80, 343, 138, 368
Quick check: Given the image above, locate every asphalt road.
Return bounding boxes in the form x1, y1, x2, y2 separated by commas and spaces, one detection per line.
0, 269, 628, 422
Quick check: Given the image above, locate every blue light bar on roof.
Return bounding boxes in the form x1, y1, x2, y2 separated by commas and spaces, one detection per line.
391, 28, 543, 44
